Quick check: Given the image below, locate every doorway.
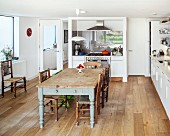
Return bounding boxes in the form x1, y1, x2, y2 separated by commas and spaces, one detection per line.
39, 19, 63, 71
127, 18, 149, 76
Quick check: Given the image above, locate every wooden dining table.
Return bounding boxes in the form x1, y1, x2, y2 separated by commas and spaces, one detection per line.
37, 68, 103, 128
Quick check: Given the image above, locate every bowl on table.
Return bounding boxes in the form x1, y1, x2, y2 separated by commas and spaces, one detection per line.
76, 64, 85, 73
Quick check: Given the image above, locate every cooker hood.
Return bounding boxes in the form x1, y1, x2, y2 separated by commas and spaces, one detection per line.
87, 20, 111, 31
160, 18, 170, 24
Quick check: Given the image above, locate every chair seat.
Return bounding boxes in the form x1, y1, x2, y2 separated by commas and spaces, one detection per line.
4, 77, 24, 83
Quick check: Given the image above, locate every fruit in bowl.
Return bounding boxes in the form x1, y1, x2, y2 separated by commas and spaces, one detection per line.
76, 64, 84, 73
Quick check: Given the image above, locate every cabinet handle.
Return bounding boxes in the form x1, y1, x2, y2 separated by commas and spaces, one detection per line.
74, 90, 77, 93
168, 79, 170, 82
56, 90, 58, 93
157, 66, 159, 68
162, 72, 164, 75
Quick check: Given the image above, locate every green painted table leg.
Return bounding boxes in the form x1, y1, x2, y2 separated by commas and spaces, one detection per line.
38, 88, 44, 128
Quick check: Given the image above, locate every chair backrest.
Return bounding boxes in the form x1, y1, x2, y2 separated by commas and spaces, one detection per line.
39, 69, 51, 83
83, 62, 101, 69
1, 60, 13, 81
103, 67, 110, 85
95, 74, 103, 104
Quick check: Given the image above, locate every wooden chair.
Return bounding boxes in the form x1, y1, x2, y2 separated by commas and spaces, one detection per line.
83, 62, 101, 69
1, 59, 26, 97
101, 67, 110, 108
76, 74, 103, 125
39, 69, 67, 121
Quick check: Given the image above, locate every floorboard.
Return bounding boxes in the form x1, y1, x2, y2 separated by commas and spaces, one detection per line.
0, 76, 170, 136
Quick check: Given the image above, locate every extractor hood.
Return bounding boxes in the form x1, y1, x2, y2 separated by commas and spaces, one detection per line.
87, 20, 111, 31
160, 18, 170, 24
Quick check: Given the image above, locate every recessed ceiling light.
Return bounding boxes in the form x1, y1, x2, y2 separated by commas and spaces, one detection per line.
80, 10, 86, 14
152, 13, 157, 15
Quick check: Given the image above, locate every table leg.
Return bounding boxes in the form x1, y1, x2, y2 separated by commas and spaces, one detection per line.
38, 88, 44, 128
89, 89, 95, 128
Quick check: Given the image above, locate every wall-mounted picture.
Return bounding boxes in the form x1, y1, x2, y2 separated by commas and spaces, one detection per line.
64, 30, 68, 43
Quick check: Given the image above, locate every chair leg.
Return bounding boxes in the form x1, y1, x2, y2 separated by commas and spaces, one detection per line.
95, 102, 98, 124
1, 81, 4, 97
102, 89, 104, 108
106, 87, 109, 102
49, 100, 53, 112
23, 77, 26, 92
65, 95, 68, 111
11, 83, 13, 92
54, 99, 58, 121
98, 97, 100, 115
14, 82, 17, 98
76, 102, 79, 126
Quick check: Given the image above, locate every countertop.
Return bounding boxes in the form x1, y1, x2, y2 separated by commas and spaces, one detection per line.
151, 55, 170, 79
151, 55, 170, 61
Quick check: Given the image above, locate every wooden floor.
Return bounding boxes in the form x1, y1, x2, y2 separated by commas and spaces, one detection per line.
0, 76, 170, 136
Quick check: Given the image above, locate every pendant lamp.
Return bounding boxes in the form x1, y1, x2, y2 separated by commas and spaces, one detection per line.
71, 9, 86, 42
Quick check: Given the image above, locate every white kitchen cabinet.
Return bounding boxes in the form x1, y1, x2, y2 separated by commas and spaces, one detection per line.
165, 76, 170, 118
161, 73, 167, 105
150, 56, 170, 119
155, 65, 161, 93
111, 60, 123, 77
151, 59, 156, 84
160, 71, 165, 101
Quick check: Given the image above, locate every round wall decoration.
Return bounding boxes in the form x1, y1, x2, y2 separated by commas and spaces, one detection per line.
26, 28, 32, 37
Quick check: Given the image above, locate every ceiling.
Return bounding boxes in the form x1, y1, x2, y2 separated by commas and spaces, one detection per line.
0, 0, 170, 18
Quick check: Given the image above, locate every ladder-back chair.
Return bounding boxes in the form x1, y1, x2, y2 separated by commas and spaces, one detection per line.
1, 59, 26, 97
83, 62, 101, 69
76, 73, 103, 125
39, 69, 67, 121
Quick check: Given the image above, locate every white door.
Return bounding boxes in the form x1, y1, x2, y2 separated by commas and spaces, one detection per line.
127, 18, 147, 75
39, 20, 63, 71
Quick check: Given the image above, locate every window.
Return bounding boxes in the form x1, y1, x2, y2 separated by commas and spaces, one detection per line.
0, 16, 14, 60
96, 31, 123, 46
43, 25, 56, 49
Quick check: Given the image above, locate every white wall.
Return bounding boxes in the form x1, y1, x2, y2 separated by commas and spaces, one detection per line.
19, 17, 39, 80
127, 18, 150, 76
63, 22, 68, 62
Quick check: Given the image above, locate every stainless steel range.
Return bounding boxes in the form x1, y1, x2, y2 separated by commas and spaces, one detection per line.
85, 52, 111, 64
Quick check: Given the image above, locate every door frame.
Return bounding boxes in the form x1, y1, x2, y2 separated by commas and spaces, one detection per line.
38, 19, 63, 71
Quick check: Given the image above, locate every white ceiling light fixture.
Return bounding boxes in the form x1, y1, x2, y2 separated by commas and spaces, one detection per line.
71, 9, 86, 42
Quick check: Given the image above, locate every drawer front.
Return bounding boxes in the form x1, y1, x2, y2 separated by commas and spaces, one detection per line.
42, 88, 93, 96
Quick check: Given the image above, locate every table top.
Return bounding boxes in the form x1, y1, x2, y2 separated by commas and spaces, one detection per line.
37, 68, 103, 89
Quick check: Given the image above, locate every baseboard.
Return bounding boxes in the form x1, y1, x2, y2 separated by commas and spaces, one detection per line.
111, 77, 122, 82
27, 74, 38, 81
